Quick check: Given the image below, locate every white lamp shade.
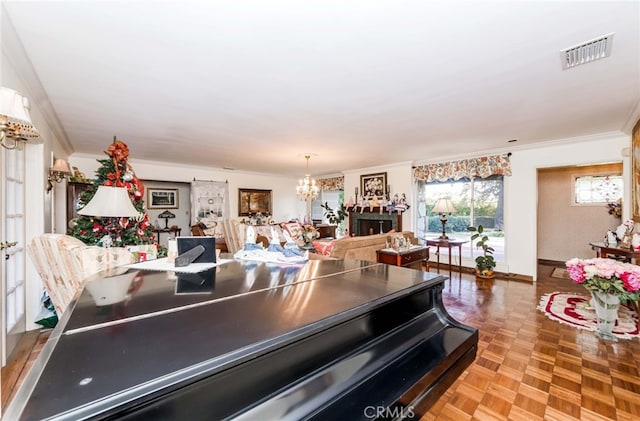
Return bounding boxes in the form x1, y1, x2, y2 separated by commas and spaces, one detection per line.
432, 198, 456, 214
0, 87, 32, 123
0, 87, 42, 142
78, 186, 140, 217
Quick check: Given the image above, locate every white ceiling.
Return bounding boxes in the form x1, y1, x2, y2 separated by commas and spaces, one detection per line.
3, 0, 640, 177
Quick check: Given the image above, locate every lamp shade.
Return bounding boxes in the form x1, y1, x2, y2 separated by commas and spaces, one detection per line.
432, 198, 456, 214
158, 210, 176, 219
0, 87, 33, 123
0, 87, 42, 142
51, 158, 72, 174
78, 186, 140, 217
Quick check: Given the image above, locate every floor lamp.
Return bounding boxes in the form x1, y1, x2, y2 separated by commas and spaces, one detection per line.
432, 198, 456, 240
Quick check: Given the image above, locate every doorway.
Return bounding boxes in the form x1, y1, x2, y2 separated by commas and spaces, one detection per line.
1, 144, 27, 366
537, 163, 623, 264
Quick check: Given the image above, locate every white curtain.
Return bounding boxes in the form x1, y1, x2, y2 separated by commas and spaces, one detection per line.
190, 180, 230, 238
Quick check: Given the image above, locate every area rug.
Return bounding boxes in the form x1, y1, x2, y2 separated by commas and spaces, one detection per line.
550, 267, 571, 280
537, 292, 640, 339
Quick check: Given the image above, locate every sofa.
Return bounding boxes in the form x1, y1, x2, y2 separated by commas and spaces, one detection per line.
312, 231, 417, 262
221, 218, 416, 263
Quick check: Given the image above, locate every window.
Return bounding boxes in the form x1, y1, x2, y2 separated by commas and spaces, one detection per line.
421, 175, 505, 262
573, 174, 622, 205
311, 190, 342, 222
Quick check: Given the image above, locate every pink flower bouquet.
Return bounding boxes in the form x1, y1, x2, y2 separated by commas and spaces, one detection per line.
565, 258, 640, 302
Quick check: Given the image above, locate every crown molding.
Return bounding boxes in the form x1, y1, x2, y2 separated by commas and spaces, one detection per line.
412, 131, 628, 167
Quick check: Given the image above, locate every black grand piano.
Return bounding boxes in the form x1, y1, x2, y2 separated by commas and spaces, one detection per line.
5, 258, 477, 420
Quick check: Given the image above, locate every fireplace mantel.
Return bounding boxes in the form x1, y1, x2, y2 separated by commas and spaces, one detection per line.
347, 207, 404, 236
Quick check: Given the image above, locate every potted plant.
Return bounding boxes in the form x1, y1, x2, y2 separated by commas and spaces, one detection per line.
321, 202, 347, 237
467, 224, 496, 279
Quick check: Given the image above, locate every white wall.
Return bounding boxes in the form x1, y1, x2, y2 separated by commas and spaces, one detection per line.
343, 161, 415, 235
352, 133, 631, 280
69, 155, 306, 222
537, 164, 623, 261
506, 133, 630, 280
2, 6, 73, 331
142, 180, 191, 247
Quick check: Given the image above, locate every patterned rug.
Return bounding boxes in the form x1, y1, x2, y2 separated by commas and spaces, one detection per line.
537, 292, 640, 339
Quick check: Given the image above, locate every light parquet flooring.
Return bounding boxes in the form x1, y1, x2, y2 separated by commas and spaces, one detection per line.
2, 263, 639, 420
422, 263, 640, 421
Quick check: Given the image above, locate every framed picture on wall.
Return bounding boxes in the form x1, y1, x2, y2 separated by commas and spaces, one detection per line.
238, 188, 272, 216
360, 172, 387, 197
147, 188, 179, 209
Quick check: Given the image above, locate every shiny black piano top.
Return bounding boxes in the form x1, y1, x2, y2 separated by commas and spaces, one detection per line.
8, 258, 455, 420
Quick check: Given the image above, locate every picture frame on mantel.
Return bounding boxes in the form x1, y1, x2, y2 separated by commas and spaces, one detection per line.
238, 188, 272, 216
361, 172, 387, 197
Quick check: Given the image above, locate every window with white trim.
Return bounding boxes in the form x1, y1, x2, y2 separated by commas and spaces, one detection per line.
573, 174, 622, 205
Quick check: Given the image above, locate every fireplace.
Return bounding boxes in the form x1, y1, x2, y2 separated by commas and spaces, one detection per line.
358, 219, 393, 236
348, 207, 403, 236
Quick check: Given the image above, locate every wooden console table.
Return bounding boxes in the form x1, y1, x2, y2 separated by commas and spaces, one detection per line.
154, 227, 181, 242
589, 241, 640, 263
377, 246, 429, 271
426, 238, 468, 279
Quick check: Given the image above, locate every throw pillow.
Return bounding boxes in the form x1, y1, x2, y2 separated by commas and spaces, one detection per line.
281, 221, 304, 245
312, 239, 337, 256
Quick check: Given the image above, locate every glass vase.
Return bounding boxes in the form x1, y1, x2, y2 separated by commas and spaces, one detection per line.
591, 291, 620, 342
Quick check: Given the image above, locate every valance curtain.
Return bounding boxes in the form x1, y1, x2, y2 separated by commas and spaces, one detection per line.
413, 154, 512, 182
318, 176, 344, 191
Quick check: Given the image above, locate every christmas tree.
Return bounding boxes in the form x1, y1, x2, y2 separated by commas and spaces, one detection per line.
68, 138, 156, 248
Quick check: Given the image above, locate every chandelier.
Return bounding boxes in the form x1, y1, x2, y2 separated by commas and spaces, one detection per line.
296, 154, 319, 201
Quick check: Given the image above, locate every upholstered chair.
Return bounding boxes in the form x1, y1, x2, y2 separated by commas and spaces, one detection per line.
27, 234, 135, 316
191, 222, 208, 236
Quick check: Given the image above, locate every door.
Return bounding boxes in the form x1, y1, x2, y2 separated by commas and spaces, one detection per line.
1, 144, 27, 366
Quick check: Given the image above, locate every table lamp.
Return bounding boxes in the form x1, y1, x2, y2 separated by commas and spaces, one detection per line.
79, 186, 140, 217
78, 186, 140, 245
158, 210, 176, 229
432, 198, 456, 239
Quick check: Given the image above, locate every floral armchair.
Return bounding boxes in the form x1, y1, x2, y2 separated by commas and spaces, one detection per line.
27, 234, 135, 316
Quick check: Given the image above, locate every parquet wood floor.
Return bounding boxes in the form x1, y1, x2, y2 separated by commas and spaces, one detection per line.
2, 263, 639, 419
423, 263, 640, 421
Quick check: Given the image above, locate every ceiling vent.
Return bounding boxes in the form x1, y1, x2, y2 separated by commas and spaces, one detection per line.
560, 33, 614, 70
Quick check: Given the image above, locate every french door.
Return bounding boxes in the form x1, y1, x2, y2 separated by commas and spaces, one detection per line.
1, 143, 27, 366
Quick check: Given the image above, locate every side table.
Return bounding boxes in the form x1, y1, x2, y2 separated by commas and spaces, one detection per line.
589, 241, 640, 264
425, 238, 467, 279
154, 227, 182, 244
376, 246, 429, 271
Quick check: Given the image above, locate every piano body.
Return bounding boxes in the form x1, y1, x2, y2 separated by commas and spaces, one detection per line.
6, 258, 477, 420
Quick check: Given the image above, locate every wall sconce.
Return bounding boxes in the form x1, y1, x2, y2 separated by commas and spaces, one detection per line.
0, 87, 43, 150
46, 159, 72, 192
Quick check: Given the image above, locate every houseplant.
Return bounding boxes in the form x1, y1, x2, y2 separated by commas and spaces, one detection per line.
467, 224, 496, 279
321, 202, 347, 237
565, 257, 640, 341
